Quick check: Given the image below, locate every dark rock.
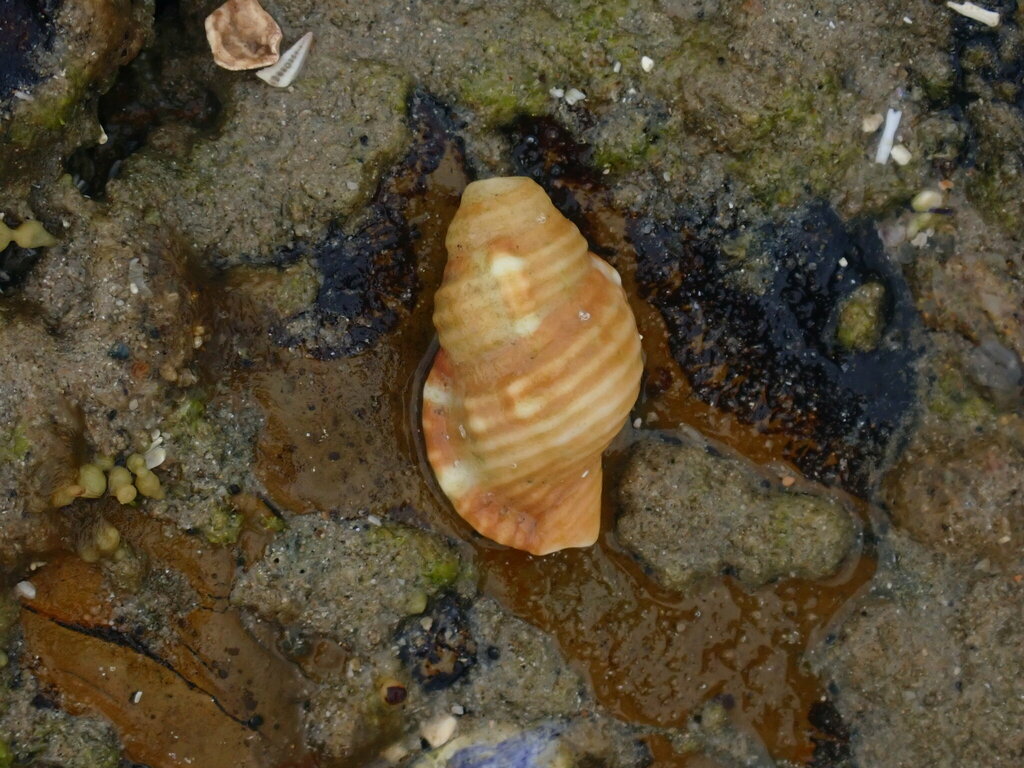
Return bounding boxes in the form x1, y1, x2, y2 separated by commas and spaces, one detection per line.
630, 202, 921, 493
397, 592, 477, 691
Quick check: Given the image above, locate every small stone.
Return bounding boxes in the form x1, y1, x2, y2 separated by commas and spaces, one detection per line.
836, 283, 887, 352
890, 144, 912, 166
861, 113, 885, 133
108, 342, 130, 360
911, 189, 943, 212
564, 88, 586, 106
14, 581, 36, 600
419, 714, 457, 748
641, 56, 655, 72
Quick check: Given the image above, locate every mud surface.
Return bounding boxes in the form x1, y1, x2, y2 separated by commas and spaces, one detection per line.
1, 1, 1023, 767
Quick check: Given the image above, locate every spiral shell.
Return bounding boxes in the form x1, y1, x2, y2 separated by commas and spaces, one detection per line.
422, 177, 643, 555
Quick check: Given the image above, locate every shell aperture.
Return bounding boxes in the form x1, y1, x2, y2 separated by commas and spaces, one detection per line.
423, 177, 643, 555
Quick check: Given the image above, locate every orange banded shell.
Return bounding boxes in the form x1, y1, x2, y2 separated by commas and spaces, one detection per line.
422, 177, 643, 555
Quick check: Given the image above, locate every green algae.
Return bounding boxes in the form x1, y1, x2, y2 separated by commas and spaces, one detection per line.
0, 427, 29, 464
204, 506, 243, 545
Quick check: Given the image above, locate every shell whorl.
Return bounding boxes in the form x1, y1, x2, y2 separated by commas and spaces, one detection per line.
423, 177, 643, 555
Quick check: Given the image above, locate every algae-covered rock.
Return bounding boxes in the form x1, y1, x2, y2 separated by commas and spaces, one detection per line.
0, 642, 122, 768
231, 515, 471, 652
618, 436, 856, 590
836, 282, 886, 352
1, 0, 151, 195
966, 100, 1024, 234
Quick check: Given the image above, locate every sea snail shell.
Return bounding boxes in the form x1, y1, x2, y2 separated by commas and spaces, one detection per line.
422, 177, 643, 555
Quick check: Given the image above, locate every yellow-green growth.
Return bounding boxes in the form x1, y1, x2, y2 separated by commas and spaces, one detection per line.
261, 513, 286, 532
205, 507, 243, 545
0, 426, 29, 463
52, 484, 85, 508
0, 736, 12, 768
116, 484, 138, 504
0, 219, 57, 249
134, 469, 164, 499
425, 555, 461, 588
78, 464, 107, 498
125, 453, 147, 474
107, 466, 133, 495
94, 520, 121, 554
836, 283, 886, 352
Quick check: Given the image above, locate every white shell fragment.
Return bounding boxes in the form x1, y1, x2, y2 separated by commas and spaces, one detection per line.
257, 31, 313, 88
874, 108, 902, 164
946, 2, 1000, 27
205, 0, 282, 71
144, 444, 167, 470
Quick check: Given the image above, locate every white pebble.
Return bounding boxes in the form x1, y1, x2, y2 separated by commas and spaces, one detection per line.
838, 257, 849, 268
132, 690, 143, 704
564, 88, 586, 106
451, 704, 465, 715
14, 581, 36, 600
890, 144, 912, 166
346, 181, 358, 191
612, 61, 621, 73
861, 113, 884, 133
632, 417, 642, 429
549, 87, 564, 99
641, 56, 655, 73
419, 715, 457, 748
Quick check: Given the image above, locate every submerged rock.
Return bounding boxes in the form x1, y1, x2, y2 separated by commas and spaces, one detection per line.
231, 515, 470, 653
618, 435, 856, 590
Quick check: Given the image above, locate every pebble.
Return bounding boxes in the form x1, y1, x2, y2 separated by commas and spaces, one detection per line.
419, 715, 458, 748
641, 55, 655, 72
564, 88, 586, 106
890, 144, 912, 166
14, 581, 36, 600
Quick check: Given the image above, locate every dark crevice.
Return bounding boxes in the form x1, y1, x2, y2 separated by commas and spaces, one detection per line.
0, 0, 57, 99
64, 3, 221, 199
271, 90, 466, 358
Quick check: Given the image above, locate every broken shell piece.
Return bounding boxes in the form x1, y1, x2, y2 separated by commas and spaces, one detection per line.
205, 0, 283, 71
257, 31, 313, 87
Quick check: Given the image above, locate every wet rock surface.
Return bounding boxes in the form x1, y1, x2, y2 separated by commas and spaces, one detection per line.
809, 531, 1024, 768
618, 435, 857, 590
